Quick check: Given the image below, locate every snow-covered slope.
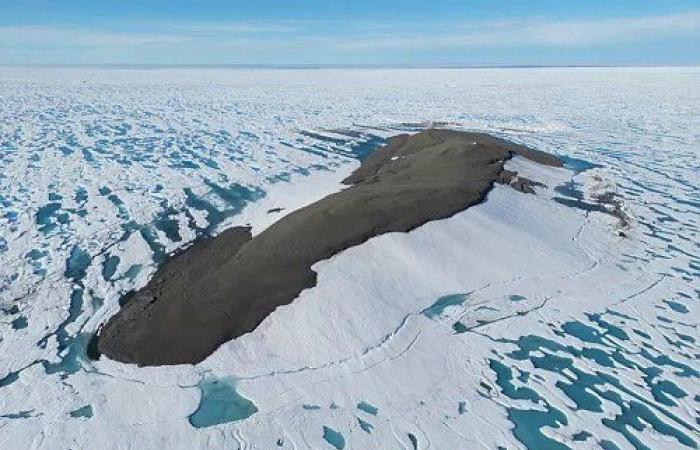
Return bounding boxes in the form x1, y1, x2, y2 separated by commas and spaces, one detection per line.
0, 67, 698, 449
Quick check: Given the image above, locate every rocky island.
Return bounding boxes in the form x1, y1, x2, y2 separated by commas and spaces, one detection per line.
94, 129, 562, 366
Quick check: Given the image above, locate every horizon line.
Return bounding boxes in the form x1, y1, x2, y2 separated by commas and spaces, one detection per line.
1, 63, 699, 70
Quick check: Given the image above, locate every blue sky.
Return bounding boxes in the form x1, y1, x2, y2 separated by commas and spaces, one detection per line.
1, 1, 699, 66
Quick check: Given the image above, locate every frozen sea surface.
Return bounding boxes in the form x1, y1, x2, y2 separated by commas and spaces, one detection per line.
0, 67, 698, 449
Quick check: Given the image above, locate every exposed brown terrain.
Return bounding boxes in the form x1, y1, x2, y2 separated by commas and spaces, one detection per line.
94, 129, 561, 366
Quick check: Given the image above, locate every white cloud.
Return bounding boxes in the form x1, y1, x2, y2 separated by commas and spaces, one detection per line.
1, 11, 698, 64
158, 20, 308, 36
334, 11, 700, 50
0, 21, 312, 52
0, 26, 187, 47
521, 11, 700, 47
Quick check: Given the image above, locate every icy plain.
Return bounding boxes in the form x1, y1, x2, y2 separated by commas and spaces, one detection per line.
0, 67, 698, 449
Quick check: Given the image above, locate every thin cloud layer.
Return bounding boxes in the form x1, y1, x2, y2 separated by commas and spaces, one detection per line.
335, 11, 700, 50
1, 11, 698, 65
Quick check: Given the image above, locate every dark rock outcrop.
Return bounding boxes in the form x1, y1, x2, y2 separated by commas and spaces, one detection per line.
96, 129, 561, 366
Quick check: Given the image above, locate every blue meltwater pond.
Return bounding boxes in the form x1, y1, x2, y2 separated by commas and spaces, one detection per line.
188, 377, 259, 428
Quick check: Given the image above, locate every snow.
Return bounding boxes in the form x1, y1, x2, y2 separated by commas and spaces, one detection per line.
0, 66, 698, 449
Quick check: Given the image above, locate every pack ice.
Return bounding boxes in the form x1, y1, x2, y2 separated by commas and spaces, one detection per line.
0, 67, 698, 450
